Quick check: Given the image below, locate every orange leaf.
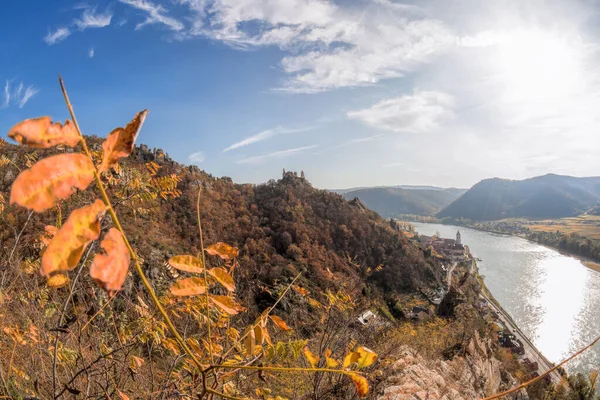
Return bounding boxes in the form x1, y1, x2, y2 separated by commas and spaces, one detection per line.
10, 154, 95, 212
99, 110, 148, 173
90, 228, 130, 293
349, 373, 369, 397
117, 390, 130, 400
269, 315, 292, 331
47, 274, 70, 289
168, 255, 204, 273
40, 225, 59, 247
129, 355, 144, 373
205, 242, 238, 260
244, 327, 256, 357
169, 277, 206, 296
207, 267, 235, 292
41, 200, 106, 276
8, 117, 80, 149
303, 346, 319, 368
292, 285, 310, 296
210, 295, 240, 315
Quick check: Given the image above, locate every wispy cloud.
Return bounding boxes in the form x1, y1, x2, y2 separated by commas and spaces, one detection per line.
44, 27, 71, 45
347, 91, 455, 133
1, 80, 39, 109
237, 145, 317, 164
188, 151, 205, 164
89, 47, 95, 58
74, 6, 113, 30
382, 162, 404, 168
223, 126, 313, 152
119, 0, 184, 31
314, 134, 383, 155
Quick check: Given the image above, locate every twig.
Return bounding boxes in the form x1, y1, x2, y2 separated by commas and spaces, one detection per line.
197, 187, 214, 365
481, 333, 600, 399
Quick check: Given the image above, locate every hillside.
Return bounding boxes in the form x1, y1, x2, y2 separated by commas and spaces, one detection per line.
339, 187, 466, 217
438, 174, 600, 221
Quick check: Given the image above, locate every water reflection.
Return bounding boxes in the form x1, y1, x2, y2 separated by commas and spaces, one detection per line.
412, 222, 600, 374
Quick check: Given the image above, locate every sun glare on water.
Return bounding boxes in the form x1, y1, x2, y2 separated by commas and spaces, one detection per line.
496, 30, 584, 102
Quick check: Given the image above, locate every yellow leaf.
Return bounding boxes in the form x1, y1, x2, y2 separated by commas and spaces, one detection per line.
129, 356, 144, 373
292, 285, 309, 296
41, 200, 106, 276
244, 327, 256, 357
99, 110, 148, 173
90, 228, 130, 293
162, 338, 180, 355
8, 117, 80, 149
169, 277, 206, 296
168, 255, 204, 274
210, 295, 240, 315
325, 349, 340, 368
349, 373, 369, 397
187, 338, 203, 357
355, 346, 377, 369
254, 324, 264, 345
269, 315, 292, 331
10, 154, 95, 213
303, 346, 319, 368
205, 242, 239, 260
207, 267, 235, 292
47, 274, 70, 289
343, 351, 360, 369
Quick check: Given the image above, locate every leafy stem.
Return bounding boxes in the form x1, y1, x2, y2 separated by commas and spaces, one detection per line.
58, 76, 203, 372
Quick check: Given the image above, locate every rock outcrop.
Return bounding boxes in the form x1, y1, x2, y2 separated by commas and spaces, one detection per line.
378, 333, 528, 400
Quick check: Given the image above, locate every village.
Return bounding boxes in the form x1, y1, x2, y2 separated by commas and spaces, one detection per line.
356, 227, 555, 382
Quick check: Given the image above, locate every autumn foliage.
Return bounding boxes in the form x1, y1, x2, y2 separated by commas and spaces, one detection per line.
0, 79, 378, 399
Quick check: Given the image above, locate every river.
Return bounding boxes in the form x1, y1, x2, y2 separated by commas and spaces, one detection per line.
412, 222, 600, 375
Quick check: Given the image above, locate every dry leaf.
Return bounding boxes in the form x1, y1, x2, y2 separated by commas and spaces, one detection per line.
303, 346, 319, 368
129, 355, 144, 374
168, 255, 204, 273
117, 390, 130, 400
207, 267, 235, 292
269, 315, 292, 331
10, 154, 95, 212
47, 274, 70, 289
355, 346, 377, 368
99, 110, 148, 173
40, 225, 59, 247
349, 373, 369, 397
292, 285, 310, 296
325, 349, 340, 368
8, 117, 79, 149
169, 277, 206, 296
210, 295, 240, 315
41, 200, 106, 276
343, 351, 361, 369
244, 327, 256, 357
205, 242, 239, 260
90, 228, 130, 293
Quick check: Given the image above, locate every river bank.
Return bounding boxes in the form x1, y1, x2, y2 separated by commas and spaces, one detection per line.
411, 222, 600, 375
408, 218, 600, 274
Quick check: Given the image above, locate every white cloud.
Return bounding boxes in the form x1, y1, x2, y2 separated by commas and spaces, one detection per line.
347, 91, 455, 133
174, 0, 455, 92
89, 47, 95, 58
382, 162, 404, 168
119, 0, 184, 31
74, 6, 113, 30
1, 80, 39, 109
237, 145, 317, 164
44, 27, 71, 45
223, 125, 313, 152
188, 151, 205, 164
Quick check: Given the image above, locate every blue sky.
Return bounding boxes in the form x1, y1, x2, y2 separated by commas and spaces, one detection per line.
2, 0, 600, 189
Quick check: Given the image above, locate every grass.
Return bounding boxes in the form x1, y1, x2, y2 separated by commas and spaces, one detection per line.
525, 214, 600, 240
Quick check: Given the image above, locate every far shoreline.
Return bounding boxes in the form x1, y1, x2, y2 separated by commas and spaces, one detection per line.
408, 220, 600, 274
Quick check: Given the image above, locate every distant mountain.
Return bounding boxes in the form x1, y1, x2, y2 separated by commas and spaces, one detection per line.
338, 186, 466, 217
438, 174, 600, 221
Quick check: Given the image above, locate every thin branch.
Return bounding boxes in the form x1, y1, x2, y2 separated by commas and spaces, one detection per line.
197, 187, 214, 365
481, 333, 600, 400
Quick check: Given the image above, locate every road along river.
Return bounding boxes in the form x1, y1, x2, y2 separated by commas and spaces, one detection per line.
412, 222, 600, 376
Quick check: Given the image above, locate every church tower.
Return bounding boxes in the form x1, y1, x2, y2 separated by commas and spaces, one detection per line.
456, 230, 462, 245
